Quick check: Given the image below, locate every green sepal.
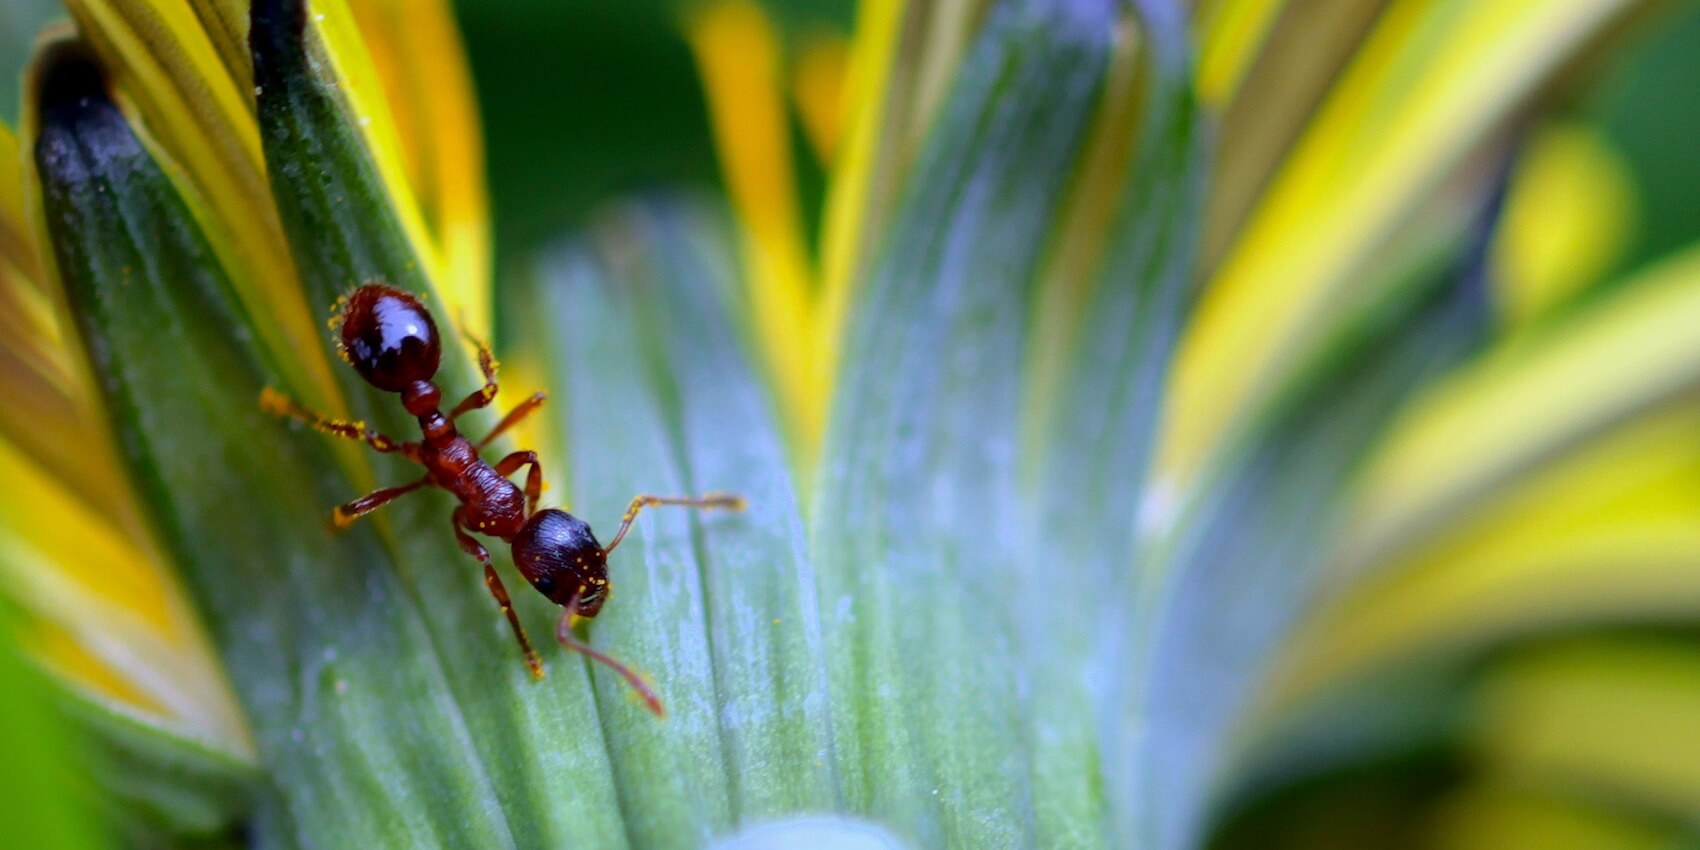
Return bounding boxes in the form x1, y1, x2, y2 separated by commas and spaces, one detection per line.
812, 0, 1127, 845
54, 684, 255, 845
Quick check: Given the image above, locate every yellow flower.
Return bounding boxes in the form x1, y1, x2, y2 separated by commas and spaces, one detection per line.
2, 0, 1695, 847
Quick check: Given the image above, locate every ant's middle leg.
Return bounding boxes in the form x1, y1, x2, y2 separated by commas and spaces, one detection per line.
332, 476, 430, 529
449, 332, 499, 419
494, 450, 543, 515
601, 492, 748, 555
476, 392, 546, 450
454, 508, 544, 679
260, 387, 418, 459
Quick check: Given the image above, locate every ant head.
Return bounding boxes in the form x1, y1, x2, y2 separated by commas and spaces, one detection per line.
512, 509, 611, 616
339, 284, 440, 392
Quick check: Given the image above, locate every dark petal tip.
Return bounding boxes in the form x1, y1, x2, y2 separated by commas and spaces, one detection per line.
35, 41, 111, 120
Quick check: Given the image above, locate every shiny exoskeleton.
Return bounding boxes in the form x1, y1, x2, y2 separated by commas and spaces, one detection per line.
264, 283, 742, 716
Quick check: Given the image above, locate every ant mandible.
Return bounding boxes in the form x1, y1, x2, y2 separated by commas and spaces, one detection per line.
262, 283, 743, 716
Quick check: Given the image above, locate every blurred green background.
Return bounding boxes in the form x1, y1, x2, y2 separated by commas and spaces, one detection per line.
452, 0, 852, 279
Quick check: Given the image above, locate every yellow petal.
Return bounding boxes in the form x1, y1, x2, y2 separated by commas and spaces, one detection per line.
0, 437, 250, 753
1, 118, 145, 524
687, 0, 823, 459
1473, 639, 1700, 816
1266, 402, 1700, 713
345, 0, 491, 338
816, 0, 906, 441
791, 32, 850, 165
1198, 0, 1396, 269
1194, 0, 1284, 105
1493, 122, 1636, 327
1158, 0, 1648, 495
171, 0, 492, 337
1344, 242, 1700, 568
1429, 785, 1678, 850
0, 123, 47, 288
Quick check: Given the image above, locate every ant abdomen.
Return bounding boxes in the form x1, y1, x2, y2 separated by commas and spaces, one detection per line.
339, 284, 441, 392
513, 509, 610, 614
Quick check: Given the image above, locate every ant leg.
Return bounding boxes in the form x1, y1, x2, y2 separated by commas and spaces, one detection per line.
260, 387, 418, 459
601, 493, 748, 556
454, 509, 544, 679
449, 333, 499, 419
476, 392, 547, 451
332, 476, 429, 530
494, 451, 543, 515
556, 592, 664, 717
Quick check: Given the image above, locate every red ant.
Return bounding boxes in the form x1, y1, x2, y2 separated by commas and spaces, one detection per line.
262, 283, 743, 716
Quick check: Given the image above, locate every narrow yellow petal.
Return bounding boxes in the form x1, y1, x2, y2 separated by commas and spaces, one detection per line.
687, 0, 823, 456
2, 119, 150, 523
1266, 403, 1700, 713
1429, 785, 1677, 850
1194, 0, 1284, 105
1158, 0, 1646, 494
1199, 0, 1394, 269
305, 1, 442, 284
790, 32, 850, 165
1494, 123, 1636, 327
819, 0, 983, 312
1344, 242, 1700, 568
184, 0, 250, 85
0, 438, 251, 752
345, 0, 492, 338
0, 123, 47, 288
154, 1, 494, 344
817, 0, 907, 414
1474, 640, 1700, 815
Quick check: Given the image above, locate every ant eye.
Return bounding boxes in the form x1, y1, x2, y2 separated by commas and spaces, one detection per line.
534, 576, 555, 595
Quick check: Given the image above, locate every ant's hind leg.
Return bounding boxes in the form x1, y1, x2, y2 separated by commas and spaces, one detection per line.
494, 451, 543, 514
556, 594, 664, 717
332, 477, 429, 529
449, 332, 499, 418
601, 493, 748, 555
260, 387, 418, 459
454, 510, 544, 679
476, 392, 546, 450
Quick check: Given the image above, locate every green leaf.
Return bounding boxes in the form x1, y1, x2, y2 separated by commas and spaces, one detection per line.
812, 0, 1127, 845
0, 605, 108, 850
1023, 2, 1203, 842
519, 199, 836, 843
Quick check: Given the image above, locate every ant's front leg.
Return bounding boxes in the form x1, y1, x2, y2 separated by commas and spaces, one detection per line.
453, 507, 544, 679
260, 387, 419, 460
449, 331, 499, 419
494, 450, 543, 515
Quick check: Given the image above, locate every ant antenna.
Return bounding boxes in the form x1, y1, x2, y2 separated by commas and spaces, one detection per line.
557, 591, 665, 717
